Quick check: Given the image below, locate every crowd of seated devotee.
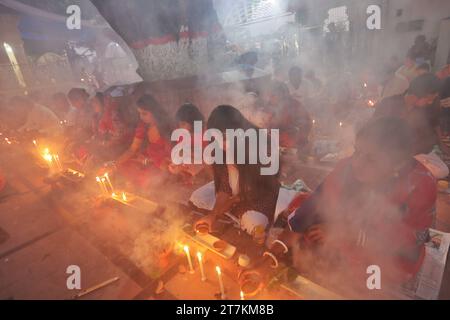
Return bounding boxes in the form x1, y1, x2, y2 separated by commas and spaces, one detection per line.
1, 35, 450, 297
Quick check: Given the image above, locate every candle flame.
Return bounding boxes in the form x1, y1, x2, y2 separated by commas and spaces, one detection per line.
112, 192, 117, 198
183, 245, 189, 254
240, 291, 245, 300
122, 192, 127, 202
339, 122, 343, 127
43, 154, 53, 162
312, 119, 316, 124
216, 266, 221, 275
96, 176, 101, 182
197, 251, 202, 261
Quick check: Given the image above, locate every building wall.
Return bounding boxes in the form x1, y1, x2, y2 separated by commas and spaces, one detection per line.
0, 14, 32, 91
381, 0, 450, 61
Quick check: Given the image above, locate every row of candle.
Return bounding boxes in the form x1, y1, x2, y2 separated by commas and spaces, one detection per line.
41, 148, 63, 172
95, 173, 132, 204
95, 173, 114, 195
182, 245, 245, 300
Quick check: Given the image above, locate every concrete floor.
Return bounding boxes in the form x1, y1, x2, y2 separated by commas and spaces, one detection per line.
0, 149, 145, 299
1, 147, 449, 300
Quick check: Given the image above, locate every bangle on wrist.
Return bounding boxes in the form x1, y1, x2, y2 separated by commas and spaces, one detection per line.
263, 251, 279, 269
272, 239, 289, 254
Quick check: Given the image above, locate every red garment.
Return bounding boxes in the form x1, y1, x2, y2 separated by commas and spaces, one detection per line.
0, 169, 6, 192
134, 121, 171, 168
289, 158, 437, 282
97, 100, 131, 144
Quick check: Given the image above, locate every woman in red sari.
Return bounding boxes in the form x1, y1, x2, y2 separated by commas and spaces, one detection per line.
114, 94, 173, 189
74, 92, 132, 167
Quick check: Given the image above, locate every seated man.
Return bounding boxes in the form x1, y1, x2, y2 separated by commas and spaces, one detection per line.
254, 117, 436, 297
267, 81, 312, 151
374, 73, 449, 179
374, 73, 443, 155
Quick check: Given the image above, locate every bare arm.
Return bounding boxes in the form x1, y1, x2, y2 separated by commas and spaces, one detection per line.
116, 137, 143, 165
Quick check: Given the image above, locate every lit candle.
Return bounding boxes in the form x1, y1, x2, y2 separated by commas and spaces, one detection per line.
101, 177, 109, 193
96, 177, 108, 194
240, 290, 245, 300
104, 173, 114, 192
112, 192, 117, 198
197, 252, 206, 281
216, 266, 226, 299
122, 192, 127, 202
312, 119, 316, 125
53, 155, 62, 171
339, 121, 343, 128
184, 245, 195, 274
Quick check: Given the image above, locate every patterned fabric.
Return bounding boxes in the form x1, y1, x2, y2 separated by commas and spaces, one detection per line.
92, 0, 224, 81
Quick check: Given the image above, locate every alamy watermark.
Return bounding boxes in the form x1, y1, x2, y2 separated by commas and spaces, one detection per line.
66, 5, 81, 30
171, 121, 280, 176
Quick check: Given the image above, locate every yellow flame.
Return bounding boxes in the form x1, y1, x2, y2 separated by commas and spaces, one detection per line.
43, 154, 53, 162
216, 266, 221, 275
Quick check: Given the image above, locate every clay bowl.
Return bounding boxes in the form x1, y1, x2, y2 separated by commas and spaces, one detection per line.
213, 240, 227, 252
196, 223, 210, 235
239, 272, 264, 298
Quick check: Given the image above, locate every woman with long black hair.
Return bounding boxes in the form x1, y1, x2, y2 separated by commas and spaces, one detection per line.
112, 94, 173, 188
193, 105, 280, 236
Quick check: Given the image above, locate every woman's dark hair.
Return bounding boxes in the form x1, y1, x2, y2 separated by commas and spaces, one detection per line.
207, 105, 256, 132
136, 94, 172, 138
207, 105, 280, 219
67, 88, 88, 103
94, 92, 104, 105
175, 103, 204, 127
356, 117, 414, 162
207, 105, 270, 170
408, 73, 441, 97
